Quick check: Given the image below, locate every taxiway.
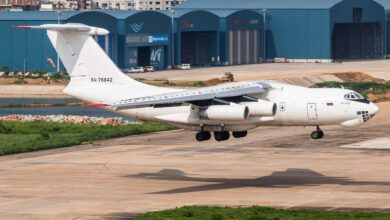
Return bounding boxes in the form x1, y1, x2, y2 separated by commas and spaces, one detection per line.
0, 102, 389, 219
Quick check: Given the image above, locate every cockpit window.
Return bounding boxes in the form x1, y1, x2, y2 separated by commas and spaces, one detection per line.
344, 92, 365, 100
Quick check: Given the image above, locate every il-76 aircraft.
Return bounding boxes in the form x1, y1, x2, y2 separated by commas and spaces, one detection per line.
16, 24, 380, 142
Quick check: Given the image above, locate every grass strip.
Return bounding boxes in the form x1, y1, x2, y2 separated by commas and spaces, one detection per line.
135, 206, 390, 220
0, 121, 175, 156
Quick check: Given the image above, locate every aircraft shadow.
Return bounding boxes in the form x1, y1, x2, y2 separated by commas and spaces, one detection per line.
125, 168, 390, 194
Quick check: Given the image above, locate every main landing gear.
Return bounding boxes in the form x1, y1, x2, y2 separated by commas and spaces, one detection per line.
232, 131, 248, 138
214, 131, 230, 141
311, 126, 324, 140
195, 131, 211, 142
195, 131, 248, 142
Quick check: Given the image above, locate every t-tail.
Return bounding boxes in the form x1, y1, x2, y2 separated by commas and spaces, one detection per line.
14, 24, 171, 103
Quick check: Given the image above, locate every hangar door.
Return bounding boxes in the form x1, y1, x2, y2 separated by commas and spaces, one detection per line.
229, 30, 259, 65
332, 22, 382, 59
181, 31, 214, 66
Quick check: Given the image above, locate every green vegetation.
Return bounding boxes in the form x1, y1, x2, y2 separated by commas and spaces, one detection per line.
316, 81, 390, 97
1, 65, 9, 73
135, 206, 390, 220
0, 121, 175, 156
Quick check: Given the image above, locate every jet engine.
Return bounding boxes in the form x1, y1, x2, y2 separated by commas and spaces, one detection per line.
200, 105, 249, 121
241, 100, 277, 117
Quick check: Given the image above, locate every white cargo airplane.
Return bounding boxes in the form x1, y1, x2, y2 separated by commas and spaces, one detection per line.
16, 24, 380, 142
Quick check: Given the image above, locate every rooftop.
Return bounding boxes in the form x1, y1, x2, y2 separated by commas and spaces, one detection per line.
175, 0, 386, 10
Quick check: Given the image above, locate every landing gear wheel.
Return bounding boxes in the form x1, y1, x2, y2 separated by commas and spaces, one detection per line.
311, 126, 324, 140
214, 131, 230, 142
318, 130, 324, 139
195, 132, 211, 142
232, 131, 248, 139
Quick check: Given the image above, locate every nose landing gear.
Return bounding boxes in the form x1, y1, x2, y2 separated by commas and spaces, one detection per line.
311, 126, 324, 140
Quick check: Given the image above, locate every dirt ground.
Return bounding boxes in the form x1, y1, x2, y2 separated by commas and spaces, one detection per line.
1, 60, 389, 98
0, 60, 390, 98
0, 85, 69, 98
0, 102, 389, 220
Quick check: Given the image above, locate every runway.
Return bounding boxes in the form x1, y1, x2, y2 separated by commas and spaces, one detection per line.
0, 102, 390, 220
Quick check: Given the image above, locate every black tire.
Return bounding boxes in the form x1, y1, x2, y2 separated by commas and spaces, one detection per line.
223, 131, 230, 141
233, 131, 248, 138
196, 132, 211, 142
214, 131, 230, 142
318, 131, 324, 139
203, 132, 211, 141
311, 131, 322, 140
196, 132, 204, 142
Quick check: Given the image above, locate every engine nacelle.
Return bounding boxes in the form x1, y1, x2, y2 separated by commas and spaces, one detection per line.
200, 105, 249, 121
241, 100, 277, 117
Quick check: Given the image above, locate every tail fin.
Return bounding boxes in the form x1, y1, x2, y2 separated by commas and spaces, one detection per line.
15, 24, 168, 103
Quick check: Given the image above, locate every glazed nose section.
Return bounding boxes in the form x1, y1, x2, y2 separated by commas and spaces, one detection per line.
368, 102, 380, 118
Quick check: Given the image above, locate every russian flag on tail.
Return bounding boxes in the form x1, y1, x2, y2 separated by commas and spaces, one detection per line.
327, 102, 334, 106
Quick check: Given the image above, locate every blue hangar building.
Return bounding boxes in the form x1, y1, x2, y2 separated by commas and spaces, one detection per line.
1, 0, 390, 72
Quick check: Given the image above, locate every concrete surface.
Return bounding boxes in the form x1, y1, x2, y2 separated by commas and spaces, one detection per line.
340, 137, 390, 149
130, 60, 390, 81
0, 102, 390, 220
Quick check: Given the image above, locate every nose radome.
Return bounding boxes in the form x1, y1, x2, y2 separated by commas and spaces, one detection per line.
370, 102, 380, 116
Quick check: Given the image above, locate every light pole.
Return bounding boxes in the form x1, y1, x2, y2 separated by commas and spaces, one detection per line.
262, 8, 267, 63
170, 9, 175, 68
385, 9, 388, 58
56, 10, 62, 73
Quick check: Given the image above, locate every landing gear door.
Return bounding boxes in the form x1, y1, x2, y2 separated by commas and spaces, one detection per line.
307, 103, 318, 121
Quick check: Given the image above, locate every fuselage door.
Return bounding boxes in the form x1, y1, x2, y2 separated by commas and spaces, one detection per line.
307, 103, 318, 120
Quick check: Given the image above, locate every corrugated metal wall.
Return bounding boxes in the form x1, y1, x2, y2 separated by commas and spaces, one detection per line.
387, 12, 390, 56
0, 0, 389, 72
330, 0, 385, 59
176, 10, 220, 66
266, 9, 331, 61
0, 20, 58, 72
229, 30, 259, 64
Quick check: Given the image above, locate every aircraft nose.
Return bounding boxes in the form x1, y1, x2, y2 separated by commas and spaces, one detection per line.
369, 102, 380, 117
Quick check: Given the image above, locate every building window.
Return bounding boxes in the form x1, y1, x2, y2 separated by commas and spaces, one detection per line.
353, 8, 363, 23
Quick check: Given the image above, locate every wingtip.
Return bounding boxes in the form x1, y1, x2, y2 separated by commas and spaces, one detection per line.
11, 26, 32, 29
86, 103, 109, 107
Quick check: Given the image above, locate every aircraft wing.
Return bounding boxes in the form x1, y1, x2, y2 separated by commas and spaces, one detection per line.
110, 81, 271, 110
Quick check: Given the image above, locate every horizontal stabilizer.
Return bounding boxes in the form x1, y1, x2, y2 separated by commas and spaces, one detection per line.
12, 24, 109, 36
